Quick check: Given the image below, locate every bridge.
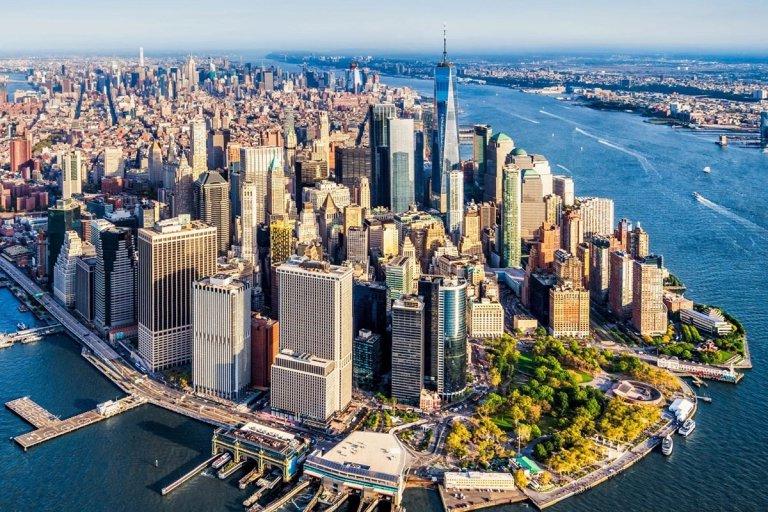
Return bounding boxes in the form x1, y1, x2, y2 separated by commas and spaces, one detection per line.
0, 324, 63, 349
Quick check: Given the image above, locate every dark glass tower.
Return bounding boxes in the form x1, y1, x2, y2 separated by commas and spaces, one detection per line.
368, 103, 396, 208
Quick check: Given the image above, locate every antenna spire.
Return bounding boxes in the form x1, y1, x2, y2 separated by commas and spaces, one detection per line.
442, 22, 448, 63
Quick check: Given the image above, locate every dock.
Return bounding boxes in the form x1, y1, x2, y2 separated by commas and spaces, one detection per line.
239, 466, 264, 489
9, 395, 146, 450
0, 324, 63, 349
438, 485, 527, 512
161, 454, 220, 495
251, 478, 311, 512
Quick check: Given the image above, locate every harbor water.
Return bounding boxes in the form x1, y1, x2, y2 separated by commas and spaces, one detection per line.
0, 73, 766, 511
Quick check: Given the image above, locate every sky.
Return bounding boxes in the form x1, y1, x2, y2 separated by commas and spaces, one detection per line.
1, 0, 767, 55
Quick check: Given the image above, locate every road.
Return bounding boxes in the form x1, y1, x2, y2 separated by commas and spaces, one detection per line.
0, 259, 312, 438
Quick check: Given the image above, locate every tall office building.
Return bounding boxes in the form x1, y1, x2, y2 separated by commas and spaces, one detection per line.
369, 103, 396, 208
418, 275, 467, 401
269, 218, 294, 264
251, 314, 279, 388
103, 146, 124, 178
388, 118, 415, 214
473, 125, 492, 196
335, 146, 372, 190
172, 153, 194, 216
240, 146, 282, 264
385, 255, 414, 300
561, 209, 583, 256
352, 329, 382, 391
283, 109, 297, 172
391, 296, 425, 405
267, 158, 287, 219
609, 251, 634, 320
433, 29, 460, 214
483, 133, 514, 204
271, 259, 353, 420
94, 226, 137, 332
192, 275, 251, 400
53, 231, 83, 307
47, 198, 81, 282
193, 170, 230, 254
632, 255, 668, 336
138, 216, 217, 370
75, 256, 97, 322
60, 150, 83, 199
190, 117, 207, 176
500, 165, 521, 268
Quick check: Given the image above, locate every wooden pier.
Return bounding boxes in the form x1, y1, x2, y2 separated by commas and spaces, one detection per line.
9, 395, 146, 450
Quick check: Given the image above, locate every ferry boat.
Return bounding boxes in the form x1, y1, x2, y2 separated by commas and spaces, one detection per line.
16, 322, 27, 331
679, 419, 696, 437
661, 435, 674, 455
211, 452, 231, 470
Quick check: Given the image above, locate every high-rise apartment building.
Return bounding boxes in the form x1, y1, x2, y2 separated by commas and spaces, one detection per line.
500, 164, 521, 268
138, 216, 217, 370
578, 197, 615, 239
632, 255, 668, 336
549, 283, 590, 337
589, 236, 612, 304
391, 296, 424, 405
553, 175, 575, 207
609, 251, 634, 320
10, 136, 32, 172
192, 275, 251, 400
60, 150, 83, 199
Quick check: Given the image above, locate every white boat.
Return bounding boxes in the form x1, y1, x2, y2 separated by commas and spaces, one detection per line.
16, 322, 27, 330
679, 419, 696, 437
692, 192, 703, 201
661, 435, 673, 455
703, 166, 711, 173
211, 452, 231, 469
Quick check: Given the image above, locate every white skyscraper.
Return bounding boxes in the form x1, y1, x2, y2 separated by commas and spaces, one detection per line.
53, 230, 83, 308
271, 258, 353, 422
239, 146, 282, 264
388, 118, 415, 214
190, 117, 207, 176
139, 47, 144, 67
192, 275, 251, 400
60, 150, 83, 199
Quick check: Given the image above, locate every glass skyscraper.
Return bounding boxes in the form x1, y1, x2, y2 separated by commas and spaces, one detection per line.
501, 165, 522, 268
388, 117, 415, 214
433, 34, 462, 237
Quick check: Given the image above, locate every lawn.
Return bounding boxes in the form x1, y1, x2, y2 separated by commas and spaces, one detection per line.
518, 352, 536, 374
568, 369, 594, 384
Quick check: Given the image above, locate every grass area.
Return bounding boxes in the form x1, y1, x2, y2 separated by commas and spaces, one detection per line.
491, 414, 516, 430
518, 353, 536, 374
568, 369, 594, 384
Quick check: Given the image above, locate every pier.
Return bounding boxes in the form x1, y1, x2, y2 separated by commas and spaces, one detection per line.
0, 324, 63, 349
160, 454, 220, 495
251, 478, 311, 512
657, 357, 744, 383
9, 395, 146, 450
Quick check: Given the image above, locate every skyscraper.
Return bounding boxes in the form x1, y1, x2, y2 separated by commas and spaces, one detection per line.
418, 275, 468, 401
192, 275, 251, 400
193, 170, 230, 254
272, 259, 353, 420
172, 153, 194, 216
391, 296, 425, 405
251, 314, 279, 388
388, 117, 415, 214
473, 124, 492, 196
94, 225, 137, 332
9, 136, 31, 173
578, 197, 615, 239
500, 164, 522, 268
53, 231, 83, 307
446, 169, 464, 240
138, 216, 217, 370
192, 274, 251, 400
484, 133, 514, 204
148, 140, 164, 185
240, 146, 282, 264
609, 251, 634, 320
60, 150, 83, 199
433, 27, 460, 215
190, 117, 207, 176
47, 198, 81, 282
369, 103, 396, 208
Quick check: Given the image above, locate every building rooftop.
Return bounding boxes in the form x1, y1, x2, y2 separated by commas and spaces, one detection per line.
314, 431, 409, 479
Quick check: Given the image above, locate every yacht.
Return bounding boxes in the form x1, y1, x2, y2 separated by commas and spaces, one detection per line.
661, 435, 674, 455
679, 419, 696, 437
692, 192, 703, 201
16, 322, 27, 331
703, 166, 711, 173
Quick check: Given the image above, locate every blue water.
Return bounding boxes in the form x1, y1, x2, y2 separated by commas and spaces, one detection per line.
0, 74, 767, 511
385, 76, 768, 512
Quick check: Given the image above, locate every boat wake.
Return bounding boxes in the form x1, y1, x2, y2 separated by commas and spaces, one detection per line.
539, 109, 574, 124
574, 128, 656, 174
693, 193, 768, 235
509, 113, 540, 124
556, 164, 571, 172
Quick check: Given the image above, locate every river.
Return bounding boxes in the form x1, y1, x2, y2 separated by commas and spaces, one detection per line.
0, 72, 766, 511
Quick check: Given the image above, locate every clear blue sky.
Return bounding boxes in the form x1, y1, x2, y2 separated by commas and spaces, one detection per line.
2, 0, 767, 55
